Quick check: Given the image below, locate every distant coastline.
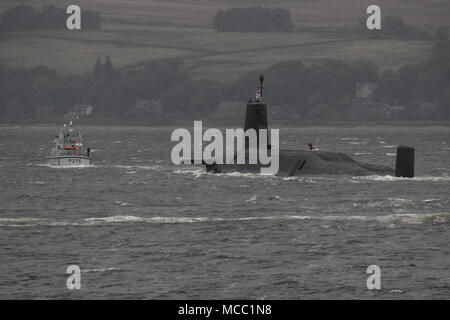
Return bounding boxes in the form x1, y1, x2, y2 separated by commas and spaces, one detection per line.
2, 119, 449, 128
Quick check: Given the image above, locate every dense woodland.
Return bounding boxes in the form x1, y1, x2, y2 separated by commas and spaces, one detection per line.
347, 15, 433, 40
213, 7, 293, 32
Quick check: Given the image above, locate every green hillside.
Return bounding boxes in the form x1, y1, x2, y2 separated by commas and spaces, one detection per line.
0, 0, 447, 81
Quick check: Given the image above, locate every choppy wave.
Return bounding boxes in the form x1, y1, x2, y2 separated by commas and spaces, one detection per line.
173, 168, 207, 178
282, 176, 318, 183
173, 168, 266, 180
174, 168, 339, 183
174, 169, 450, 185
113, 165, 163, 171
30, 163, 163, 171
422, 199, 441, 203
366, 198, 413, 208
114, 201, 133, 206
2, 212, 448, 228
222, 172, 265, 179
0, 217, 40, 222
353, 175, 450, 182
82, 267, 120, 274
376, 145, 395, 148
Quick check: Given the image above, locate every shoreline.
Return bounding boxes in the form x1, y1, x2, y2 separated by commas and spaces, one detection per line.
1, 119, 449, 128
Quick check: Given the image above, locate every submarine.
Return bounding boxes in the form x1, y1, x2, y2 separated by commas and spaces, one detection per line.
198, 75, 415, 178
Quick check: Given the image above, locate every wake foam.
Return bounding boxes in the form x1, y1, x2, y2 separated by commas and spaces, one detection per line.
30, 163, 94, 169
82, 267, 120, 274
173, 168, 265, 179
78, 212, 450, 225
2, 213, 448, 228
353, 175, 450, 182
114, 165, 163, 171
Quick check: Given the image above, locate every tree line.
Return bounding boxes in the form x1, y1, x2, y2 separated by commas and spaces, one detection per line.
0, 4, 101, 31
0, 37, 448, 123
230, 37, 449, 121
0, 57, 219, 122
213, 7, 293, 32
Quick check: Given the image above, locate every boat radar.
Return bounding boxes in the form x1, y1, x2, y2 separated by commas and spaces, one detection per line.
200, 75, 415, 177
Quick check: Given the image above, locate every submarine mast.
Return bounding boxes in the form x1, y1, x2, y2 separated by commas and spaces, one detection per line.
244, 74, 269, 150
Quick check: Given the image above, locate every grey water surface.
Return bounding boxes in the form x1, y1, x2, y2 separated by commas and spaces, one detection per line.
0, 125, 449, 299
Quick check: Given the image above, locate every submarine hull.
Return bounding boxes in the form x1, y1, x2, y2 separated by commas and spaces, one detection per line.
205, 150, 394, 177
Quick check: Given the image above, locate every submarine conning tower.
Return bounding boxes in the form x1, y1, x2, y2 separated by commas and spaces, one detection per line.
244, 74, 270, 150
395, 145, 415, 178
203, 74, 416, 177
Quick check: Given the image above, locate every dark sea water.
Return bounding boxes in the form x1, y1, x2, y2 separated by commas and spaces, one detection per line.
0, 124, 449, 299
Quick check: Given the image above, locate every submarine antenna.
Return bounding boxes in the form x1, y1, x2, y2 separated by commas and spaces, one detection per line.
245, 75, 269, 150
257, 74, 264, 100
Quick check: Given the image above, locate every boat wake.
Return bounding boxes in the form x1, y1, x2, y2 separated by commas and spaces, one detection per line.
29, 163, 94, 169
352, 175, 450, 182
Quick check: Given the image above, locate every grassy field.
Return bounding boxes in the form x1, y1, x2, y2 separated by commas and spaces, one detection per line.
2, 0, 447, 27
0, 0, 447, 82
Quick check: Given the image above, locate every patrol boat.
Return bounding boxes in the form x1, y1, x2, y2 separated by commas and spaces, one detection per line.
45, 121, 92, 166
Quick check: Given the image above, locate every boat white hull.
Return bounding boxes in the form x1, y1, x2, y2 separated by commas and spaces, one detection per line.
45, 156, 92, 166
